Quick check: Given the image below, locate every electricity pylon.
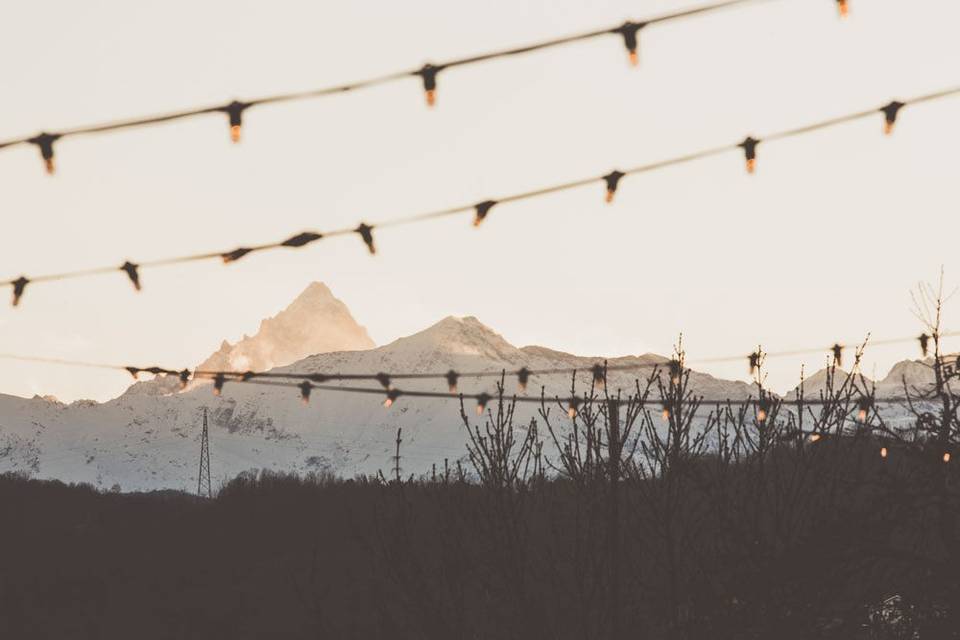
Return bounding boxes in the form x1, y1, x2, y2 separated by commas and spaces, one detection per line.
197, 407, 212, 498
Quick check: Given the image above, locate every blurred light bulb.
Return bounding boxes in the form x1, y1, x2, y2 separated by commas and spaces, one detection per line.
615, 21, 645, 67
120, 261, 141, 291
417, 64, 441, 107
213, 373, 225, 396
668, 359, 682, 385
592, 364, 606, 388
476, 392, 491, 416
446, 370, 459, 393
355, 223, 376, 255
473, 200, 497, 227
299, 381, 312, 404
739, 137, 759, 174
748, 352, 761, 375
603, 170, 625, 203
384, 389, 400, 408
517, 368, 530, 392
831, 343, 843, 367
224, 101, 248, 144
29, 133, 60, 175
881, 101, 905, 135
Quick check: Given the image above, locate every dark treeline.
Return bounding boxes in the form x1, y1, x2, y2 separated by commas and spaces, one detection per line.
2, 286, 960, 639
0, 435, 955, 639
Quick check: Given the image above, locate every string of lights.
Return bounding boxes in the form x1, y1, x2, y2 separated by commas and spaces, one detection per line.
3, 85, 958, 308
0, 0, 853, 174
1, 327, 955, 404
161, 376, 933, 423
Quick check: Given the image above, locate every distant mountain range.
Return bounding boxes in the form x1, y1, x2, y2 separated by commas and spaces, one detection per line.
0, 282, 942, 492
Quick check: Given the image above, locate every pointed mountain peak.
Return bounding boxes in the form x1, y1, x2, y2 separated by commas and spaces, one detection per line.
191, 283, 375, 377
791, 367, 873, 396
387, 316, 518, 359
289, 281, 335, 305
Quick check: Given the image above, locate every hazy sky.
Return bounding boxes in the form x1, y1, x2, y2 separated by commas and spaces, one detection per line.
1, 0, 958, 402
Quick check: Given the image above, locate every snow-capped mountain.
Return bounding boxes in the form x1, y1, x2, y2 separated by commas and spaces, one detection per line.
0, 284, 946, 492
793, 354, 957, 400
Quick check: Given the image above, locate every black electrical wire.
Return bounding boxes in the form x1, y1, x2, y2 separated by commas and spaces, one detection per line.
1, 327, 956, 400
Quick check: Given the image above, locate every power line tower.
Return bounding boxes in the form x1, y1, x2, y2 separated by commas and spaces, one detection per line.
197, 407, 212, 498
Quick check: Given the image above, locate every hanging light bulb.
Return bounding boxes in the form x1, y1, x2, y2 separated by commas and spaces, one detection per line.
857, 397, 873, 422
739, 137, 760, 174
416, 64, 442, 107
517, 367, 530, 392
120, 261, 141, 291
668, 359, 682, 385
213, 373, 226, 396
476, 392, 491, 416
661, 402, 671, 421
591, 363, 606, 388
383, 388, 400, 408
809, 433, 822, 443
748, 351, 761, 376
918, 333, 930, 358
223, 101, 248, 143
603, 170, 625, 203
881, 101, 905, 135
11, 276, 28, 307
299, 381, 312, 404
179, 369, 191, 389
831, 343, 843, 367
355, 223, 376, 255
836, 0, 849, 18
880, 446, 888, 459
473, 200, 497, 227
29, 133, 60, 175
944, 452, 952, 463
757, 398, 770, 423
567, 397, 581, 419
446, 370, 459, 393
614, 21, 646, 66
376, 373, 392, 390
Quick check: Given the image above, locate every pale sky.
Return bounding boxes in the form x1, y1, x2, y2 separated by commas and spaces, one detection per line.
1, 0, 958, 402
